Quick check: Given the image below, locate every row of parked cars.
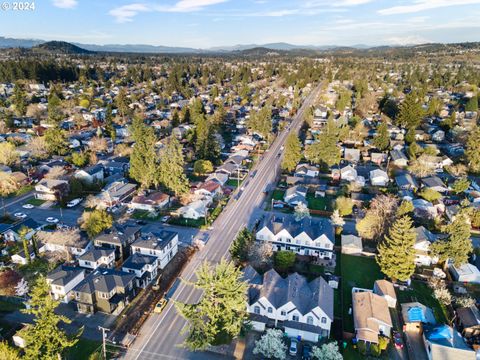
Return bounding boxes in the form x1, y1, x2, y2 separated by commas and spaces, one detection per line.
289, 338, 312, 359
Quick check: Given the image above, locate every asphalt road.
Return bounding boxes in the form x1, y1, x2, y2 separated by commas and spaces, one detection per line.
122, 84, 323, 360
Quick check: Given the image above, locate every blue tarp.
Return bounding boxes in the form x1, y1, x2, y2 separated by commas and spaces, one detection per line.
428, 325, 452, 341
408, 306, 426, 323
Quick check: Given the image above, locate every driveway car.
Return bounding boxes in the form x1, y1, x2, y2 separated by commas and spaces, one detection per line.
14, 212, 27, 219
302, 344, 312, 359
22, 204, 34, 209
67, 198, 82, 208
289, 339, 298, 356
393, 332, 404, 349
46, 217, 59, 223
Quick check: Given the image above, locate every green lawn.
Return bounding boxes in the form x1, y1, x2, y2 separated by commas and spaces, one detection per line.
169, 216, 205, 228
65, 339, 102, 360
272, 189, 285, 201
395, 281, 448, 324
0, 299, 24, 313
226, 179, 241, 188
26, 198, 46, 206
341, 254, 384, 332
14, 185, 34, 197
307, 193, 332, 211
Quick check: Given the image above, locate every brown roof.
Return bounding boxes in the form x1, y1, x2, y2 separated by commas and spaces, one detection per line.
353, 292, 392, 343
198, 180, 221, 193
374, 280, 397, 300
132, 192, 169, 206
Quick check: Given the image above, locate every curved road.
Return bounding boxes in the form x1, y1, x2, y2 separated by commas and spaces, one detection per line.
123, 84, 322, 360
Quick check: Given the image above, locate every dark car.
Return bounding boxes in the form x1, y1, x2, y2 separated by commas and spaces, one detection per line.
302, 344, 312, 359
393, 332, 403, 349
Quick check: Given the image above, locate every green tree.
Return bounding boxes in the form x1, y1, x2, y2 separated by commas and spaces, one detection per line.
44, 127, 68, 155
0, 171, 19, 216
22, 276, 80, 360
158, 136, 189, 196
115, 87, 129, 120
230, 227, 254, 263
451, 178, 470, 194
0, 142, 19, 166
70, 151, 88, 167
376, 216, 416, 282
12, 82, 27, 116
442, 112, 456, 130
418, 188, 442, 202
0, 342, 20, 360
19, 226, 32, 264
247, 104, 272, 139
396, 93, 424, 129
130, 118, 158, 189
466, 127, 480, 173
104, 104, 116, 141
396, 200, 414, 216
275, 251, 296, 272
335, 196, 354, 216
465, 95, 478, 112
80, 210, 113, 239
47, 93, 63, 125
195, 116, 221, 162
281, 133, 302, 172
305, 119, 341, 168
176, 260, 248, 351
432, 213, 473, 267
193, 159, 214, 175
373, 121, 390, 151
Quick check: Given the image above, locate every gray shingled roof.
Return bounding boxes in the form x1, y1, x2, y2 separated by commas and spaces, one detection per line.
260, 213, 334, 242
122, 253, 157, 271
132, 230, 177, 251
47, 265, 84, 287
78, 248, 114, 262
249, 268, 334, 319
73, 269, 135, 294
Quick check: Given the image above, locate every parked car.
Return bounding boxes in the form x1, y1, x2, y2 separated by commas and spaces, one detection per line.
67, 198, 82, 208
22, 204, 34, 209
393, 332, 403, 349
302, 344, 312, 359
126, 208, 135, 215
46, 217, 59, 223
154, 299, 168, 314
161, 215, 170, 223
14, 212, 27, 219
289, 339, 298, 356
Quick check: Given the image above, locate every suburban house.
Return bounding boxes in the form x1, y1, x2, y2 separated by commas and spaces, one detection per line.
256, 214, 335, 260
74, 164, 104, 184
456, 306, 480, 341
449, 263, 480, 284
414, 226, 439, 266
390, 149, 409, 167
178, 200, 209, 220
344, 148, 361, 163
37, 229, 93, 259
34, 179, 69, 201
340, 165, 358, 182
121, 253, 159, 289
94, 223, 142, 260
0, 218, 41, 242
369, 169, 389, 187
373, 280, 397, 308
423, 325, 476, 360
283, 185, 308, 207
395, 173, 418, 191
129, 192, 170, 212
401, 302, 436, 331
78, 248, 115, 270
130, 230, 178, 269
341, 234, 363, 255
11, 244, 37, 265
73, 268, 136, 314
206, 172, 229, 186
422, 176, 449, 193
352, 291, 392, 344
97, 181, 137, 208
294, 164, 319, 178
46, 265, 85, 304
245, 266, 334, 342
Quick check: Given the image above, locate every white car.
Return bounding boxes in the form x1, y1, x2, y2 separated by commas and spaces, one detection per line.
14, 212, 27, 219
46, 217, 59, 223
161, 215, 171, 223
126, 208, 135, 215
67, 198, 82, 208
22, 204, 34, 209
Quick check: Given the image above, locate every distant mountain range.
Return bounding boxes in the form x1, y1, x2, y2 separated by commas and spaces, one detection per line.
33, 41, 94, 54
0, 36, 371, 54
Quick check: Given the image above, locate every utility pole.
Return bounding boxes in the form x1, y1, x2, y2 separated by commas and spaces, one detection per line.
99, 326, 110, 360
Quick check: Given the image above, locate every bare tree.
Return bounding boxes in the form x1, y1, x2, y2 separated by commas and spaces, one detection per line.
90, 136, 108, 153
248, 242, 273, 270
44, 166, 66, 180
0, 171, 19, 216
35, 229, 82, 262
27, 136, 49, 160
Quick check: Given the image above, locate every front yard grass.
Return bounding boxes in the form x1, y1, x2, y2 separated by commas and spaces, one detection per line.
395, 280, 448, 324
272, 189, 285, 201
169, 216, 205, 228
307, 193, 333, 211
341, 254, 384, 333
26, 198, 46, 206
65, 338, 102, 360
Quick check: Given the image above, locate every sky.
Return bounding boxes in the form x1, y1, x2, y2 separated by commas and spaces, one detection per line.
1, 0, 480, 48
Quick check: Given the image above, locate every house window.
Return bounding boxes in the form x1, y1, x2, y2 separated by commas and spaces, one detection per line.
254, 306, 260, 314
307, 316, 314, 325
321, 317, 327, 324
292, 315, 299, 322
281, 311, 286, 316
267, 307, 273, 313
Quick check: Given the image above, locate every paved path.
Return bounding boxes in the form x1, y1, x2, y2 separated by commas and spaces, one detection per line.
121, 84, 323, 360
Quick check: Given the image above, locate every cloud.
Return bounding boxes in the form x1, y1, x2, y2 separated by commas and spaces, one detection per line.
379, 0, 480, 15
109, 3, 150, 23
387, 35, 430, 45
165, 0, 228, 12
52, 0, 77, 9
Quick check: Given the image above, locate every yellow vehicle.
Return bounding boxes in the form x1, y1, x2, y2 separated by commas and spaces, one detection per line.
154, 299, 168, 314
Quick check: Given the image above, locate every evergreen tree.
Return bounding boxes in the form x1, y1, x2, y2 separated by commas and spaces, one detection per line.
465, 95, 478, 112
47, 92, 63, 125
44, 127, 68, 155
451, 177, 470, 194
230, 227, 254, 263
176, 260, 248, 351
104, 104, 116, 141
247, 104, 272, 139
396, 93, 424, 129
466, 127, 480, 173
305, 119, 341, 168
193, 160, 213, 175
195, 116, 221, 162
281, 133, 302, 172
80, 210, 113, 239
442, 111, 456, 130
432, 213, 473, 267
19, 227, 31, 264
129, 119, 158, 189
373, 121, 390, 151
22, 276, 80, 360
376, 215, 416, 282
12, 82, 27, 116
0, 342, 20, 360
116, 87, 129, 120
158, 136, 189, 196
